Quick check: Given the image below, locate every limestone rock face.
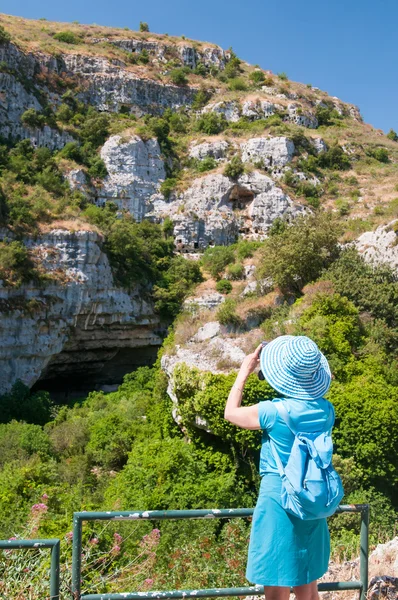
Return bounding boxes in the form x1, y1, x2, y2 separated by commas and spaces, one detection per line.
0, 56, 74, 149
355, 221, 398, 272
98, 134, 166, 219
240, 137, 295, 167
61, 54, 197, 114
241, 100, 277, 120
151, 171, 304, 250
287, 104, 318, 128
66, 169, 96, 200
311, 137, 328, 154
202, 101, 241, 122
0, 230, 161, 394
189, 140, 230, 161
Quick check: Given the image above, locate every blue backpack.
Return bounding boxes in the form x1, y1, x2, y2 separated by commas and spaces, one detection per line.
269, 400, 344, 520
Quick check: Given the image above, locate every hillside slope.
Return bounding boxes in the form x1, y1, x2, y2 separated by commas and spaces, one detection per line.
0, 13, 397, 392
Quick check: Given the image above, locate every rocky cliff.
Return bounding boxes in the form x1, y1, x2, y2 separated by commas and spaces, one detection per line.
0, 13, 398, 394
0, 228, 161, 394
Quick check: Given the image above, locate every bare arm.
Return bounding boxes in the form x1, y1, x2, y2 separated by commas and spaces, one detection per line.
224, 344, 262, 430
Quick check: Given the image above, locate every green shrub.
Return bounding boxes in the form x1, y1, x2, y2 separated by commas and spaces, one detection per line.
201, 246, 235, 279
224, 155, 244, 179
195, 113, 227, 135
0, 25, 11, 44
216, 298, 242, 327
154, 256, 203, 318
20, 109, 46, 129
317, 145, 351, 170
195, 156, 217, 172
249, 70, 265, 85
367, 147, 389, 163
169, 69, 188, 86
258, 213, 342, 294
192, 89, 211, 110
324, 248, 398, 329
160, 177, 177, 199
226, 262, 244, 280
0, 380, 53, 425
228, 78, 248, 91
216, 279, 232, 294
335, 198, 351, 216
169, 112, 189, 133
315, 104, 342, 126
235, 239, 260, 260
223, 53, 241, 79
53, 31, 81, 44
137, 49, 150, 64
79, 111, 110, 147
277, 72, 288, 80
194, 63, 207, 77
0, 241, 39, 286
55, 103, 74, 123
139, 21, 149, 32
387, 129, 398, 142
329, 374, 398, 498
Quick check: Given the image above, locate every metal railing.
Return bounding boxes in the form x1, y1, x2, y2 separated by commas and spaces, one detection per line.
0, 537, 60, 599
71, 504, 369, 600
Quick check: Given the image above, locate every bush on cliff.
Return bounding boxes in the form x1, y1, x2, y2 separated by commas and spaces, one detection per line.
258, 213, 342, 294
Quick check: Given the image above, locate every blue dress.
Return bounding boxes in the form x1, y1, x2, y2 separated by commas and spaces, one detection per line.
246, 398, 333, 587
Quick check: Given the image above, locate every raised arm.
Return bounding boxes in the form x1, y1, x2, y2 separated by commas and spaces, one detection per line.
224, 344, 262, 430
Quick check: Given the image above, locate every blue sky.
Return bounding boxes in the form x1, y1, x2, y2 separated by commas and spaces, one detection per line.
3, 0, 397, 133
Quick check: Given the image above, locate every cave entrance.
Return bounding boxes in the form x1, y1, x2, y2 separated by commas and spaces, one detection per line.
31, 346, 160, 402
229, 185, 255, 210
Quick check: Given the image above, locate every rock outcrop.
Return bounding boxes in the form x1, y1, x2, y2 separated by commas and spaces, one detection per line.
150, 171, 305, 250
98, 134, 166, 218
0, 229, 161, 394
189, 140, 230, 161
355, 221, 398, 272
240, 136, 295, 167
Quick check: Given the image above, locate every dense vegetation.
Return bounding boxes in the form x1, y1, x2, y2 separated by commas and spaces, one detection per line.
1, 214, 397, 596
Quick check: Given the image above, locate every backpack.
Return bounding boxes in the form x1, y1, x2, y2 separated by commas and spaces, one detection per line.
268, 400, 344, 520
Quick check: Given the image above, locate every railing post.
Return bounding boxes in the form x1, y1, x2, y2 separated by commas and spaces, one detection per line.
72, 514, 83, 599
359, 505, 369, 600
50, 540, 60, 600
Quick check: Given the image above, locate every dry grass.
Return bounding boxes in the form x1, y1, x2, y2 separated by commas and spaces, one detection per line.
38, 219, 101, 234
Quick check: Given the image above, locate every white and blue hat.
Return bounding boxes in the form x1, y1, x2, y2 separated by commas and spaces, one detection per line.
260, 335, 331, 400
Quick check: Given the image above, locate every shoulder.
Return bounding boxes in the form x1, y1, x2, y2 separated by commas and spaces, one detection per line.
258, 400, 279, 431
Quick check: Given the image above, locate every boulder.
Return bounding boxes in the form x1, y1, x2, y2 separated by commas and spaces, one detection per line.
355, 222, 398, 272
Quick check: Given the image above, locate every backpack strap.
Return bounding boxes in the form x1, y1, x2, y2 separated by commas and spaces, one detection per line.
274, 400, 334, 435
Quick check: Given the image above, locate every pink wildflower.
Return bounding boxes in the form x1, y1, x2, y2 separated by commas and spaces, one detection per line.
152, 528, 160, 538
144, 578, 154, 586
65, 532, 73, 542
41, 493, 49, 500
89, 538, 99, 545
23, 568, 30, 573
110, 544, 121, 555
113, 532, 123, 544
8, 537, 17, 541
31, 503, 48, 514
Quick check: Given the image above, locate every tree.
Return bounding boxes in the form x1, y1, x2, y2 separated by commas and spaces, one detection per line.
258, 213, 342, 294
169, 68, 188, 86
387, 129, 398, 142
139, 21, 149, 32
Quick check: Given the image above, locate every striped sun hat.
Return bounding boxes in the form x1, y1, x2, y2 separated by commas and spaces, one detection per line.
260, 335, 331, 400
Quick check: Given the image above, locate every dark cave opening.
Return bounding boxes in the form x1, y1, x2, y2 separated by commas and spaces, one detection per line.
31, 346, 160, 402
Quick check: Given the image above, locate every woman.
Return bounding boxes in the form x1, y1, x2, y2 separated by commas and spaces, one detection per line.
224, 335, 334, 600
